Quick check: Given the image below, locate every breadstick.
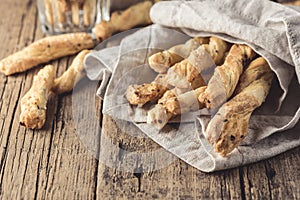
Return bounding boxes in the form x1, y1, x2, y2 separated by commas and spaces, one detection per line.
56, 0, 68, 24
83, 0, 96, 26
147, 86, 207, 130
20, 65, 55, 129
93, 1, 153, 41
202, 36, 230, 65
45, 0, 54, 26
282, 0, 300, 6
52, 49, 93, 94
234, 57, 273, 94
125, 38, 221, 107
165, 37, 228, 89
148, 37, 209, 73
125, 74, 169, 107
71, 1, 80, 26
126, 57, 207, 107
206, 63, 273, 156
198, 44, 255, 109
0, 33, 95, 76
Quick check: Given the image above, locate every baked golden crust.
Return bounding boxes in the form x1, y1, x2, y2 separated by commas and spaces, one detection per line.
148, 37, 209, 73
198, 44, 255, 109
125, 74, 169, 107
206, 57, 273, 157
20, 65, 55, 129
165, 37, 228, 89
166, 59, 206, 89
52, 49, 93, 94
0, 33, 94, 76
234, 57, 273, 94
147, 86, 207, 129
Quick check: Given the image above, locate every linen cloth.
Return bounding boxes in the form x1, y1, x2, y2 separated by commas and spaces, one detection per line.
84, 0, 300, 172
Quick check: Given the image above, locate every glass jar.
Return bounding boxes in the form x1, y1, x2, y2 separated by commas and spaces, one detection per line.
37, 0, 110, 34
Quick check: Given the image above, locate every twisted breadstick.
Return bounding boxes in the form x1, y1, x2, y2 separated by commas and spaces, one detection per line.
126, 37, 228, 107
198, 44, 255, 109
234, 57, 273, 94
148, 37, 209, 73
125, 74, 169, 107
166, 37, 228, 89
93, 1, 153, 41
0, 33, 94, 76
20, 65, 55, 129
206, 57, 273, 157
147, 86, 207, 130
52, 49, 93, 94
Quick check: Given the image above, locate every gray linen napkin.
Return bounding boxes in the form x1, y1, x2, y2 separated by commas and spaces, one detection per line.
84, 0, 300, 172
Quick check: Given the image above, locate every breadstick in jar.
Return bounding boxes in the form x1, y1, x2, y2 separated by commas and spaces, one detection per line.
0, 32, 95, 76
52, 49, 93, 94
20, 65, 55, 129
205, 59, 273, 156
45, 0, 54, 26
148, 37, 209, 74
56, 0, 68, 24
71, 1, 80, 26
83, 0, 96, 26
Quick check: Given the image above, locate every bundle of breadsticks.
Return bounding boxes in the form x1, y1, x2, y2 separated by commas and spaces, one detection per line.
125, 36, 274, 157
44, 0, 102, 28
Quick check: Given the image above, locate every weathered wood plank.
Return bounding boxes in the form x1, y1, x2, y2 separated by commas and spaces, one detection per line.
0, 0, 99, 199
0, 0, 42, 198
96, 115, 244, 200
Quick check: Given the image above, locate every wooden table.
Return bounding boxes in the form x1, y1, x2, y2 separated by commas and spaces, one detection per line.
0, 0, 299, 199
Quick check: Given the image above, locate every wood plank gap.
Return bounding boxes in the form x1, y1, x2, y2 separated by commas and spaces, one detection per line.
19, 130, 36, 194
239, 167, 246, 200
264, 162, 273, 200
0, 82, 23, 189
33, 159, 41, 200
15, 14, 25, 50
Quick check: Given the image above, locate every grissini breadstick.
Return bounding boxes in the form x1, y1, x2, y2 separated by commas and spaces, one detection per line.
282, 0, 300, 6
166, 37, 228, 89
148, 37, 209, 73
20, 65, 55, 129
45, 0, 54, 26
147, 86, 207, 130
234, 57, 273, 94
83, 0, 95, 26
93, 1, 153, 41
201, 36, 230, 65
198, 44, 255, 109
56, 0, 68, 24
0, 33, 95, 76
52, 49, 93, 94
71, 1, 80, 26
206, 57, 273, 157
125, 74, 169, 107
126, 37, 228, 108
126, 54, 207, 107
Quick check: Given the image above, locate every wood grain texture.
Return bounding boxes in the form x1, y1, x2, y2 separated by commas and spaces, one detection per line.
0, 0, 299, 199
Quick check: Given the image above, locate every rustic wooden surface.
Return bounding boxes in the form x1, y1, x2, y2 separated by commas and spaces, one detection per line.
0, 0, 299, 199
